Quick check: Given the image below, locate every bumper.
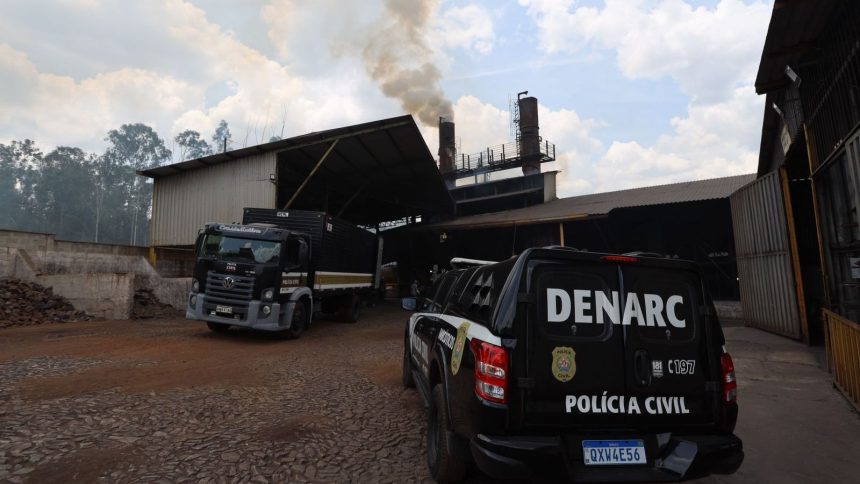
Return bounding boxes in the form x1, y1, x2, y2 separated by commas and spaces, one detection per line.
185, 293, 297, 332
470, 432, 743, 482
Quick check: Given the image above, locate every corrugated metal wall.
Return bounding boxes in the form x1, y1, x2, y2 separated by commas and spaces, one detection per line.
151, 152, 277, 246
731, 171, 802, 339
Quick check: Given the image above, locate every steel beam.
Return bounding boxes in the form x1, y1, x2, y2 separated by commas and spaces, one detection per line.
283, 139, 339, 209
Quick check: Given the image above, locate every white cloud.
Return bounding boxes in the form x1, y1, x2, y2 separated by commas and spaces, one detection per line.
55, 0, 101, 7
430, 4, 496, 55
517, 0, 768, 192
1, 0, 765, 198
519, 0, 771, 101
0, 0, 400, 157
591, 87, 763, 191
0, 43, 201, 149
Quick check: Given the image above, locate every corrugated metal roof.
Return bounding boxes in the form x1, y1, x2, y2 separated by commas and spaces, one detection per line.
138, 115, 455, 225
754, 0, 837, 95
419, 173, 756, 230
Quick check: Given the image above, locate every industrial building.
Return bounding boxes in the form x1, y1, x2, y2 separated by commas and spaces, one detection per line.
138, 116, 454, 247
737, 0, 860, 410
387, 174, 752, 301
141, 94, 751, 309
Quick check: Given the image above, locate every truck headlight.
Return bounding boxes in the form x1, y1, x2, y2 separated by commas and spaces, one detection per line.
192, 279, 199, 293
190, 294, 197, 307
262, 305, 271, 315
262, 288, 274, 301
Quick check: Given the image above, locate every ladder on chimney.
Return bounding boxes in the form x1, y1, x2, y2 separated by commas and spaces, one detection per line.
510, 95, 522, 160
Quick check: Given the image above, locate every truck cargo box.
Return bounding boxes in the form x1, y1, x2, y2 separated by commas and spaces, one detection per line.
242, 208, 378, 278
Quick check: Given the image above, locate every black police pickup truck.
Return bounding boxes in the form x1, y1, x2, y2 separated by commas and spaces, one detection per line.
401, 248, 742, 482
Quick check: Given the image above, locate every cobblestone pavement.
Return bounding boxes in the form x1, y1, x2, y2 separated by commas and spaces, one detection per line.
3, 306, 860, 483
0, 303, 432, 483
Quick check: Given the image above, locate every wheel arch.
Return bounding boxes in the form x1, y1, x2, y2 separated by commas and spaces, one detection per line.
430, 345, 458, 433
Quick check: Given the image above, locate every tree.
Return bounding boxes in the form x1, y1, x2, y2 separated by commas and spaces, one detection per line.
268, 135, 282, 143
99, 123, 172, 245
37, 147, 98, 241
175, 130, 212, 160
0, 142, 25, 230
0, 140, 43, 232
212, 120, 232, 153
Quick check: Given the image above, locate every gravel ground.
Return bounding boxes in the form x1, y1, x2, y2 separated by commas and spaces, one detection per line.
0, 303, 432, 483
3, 303, 859, 483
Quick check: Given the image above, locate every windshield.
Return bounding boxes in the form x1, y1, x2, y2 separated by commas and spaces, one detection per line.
200, 234, 281, 264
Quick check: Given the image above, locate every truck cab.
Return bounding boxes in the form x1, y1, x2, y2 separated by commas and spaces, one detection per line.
402, 248, 742, 481
186, 223, 312, 338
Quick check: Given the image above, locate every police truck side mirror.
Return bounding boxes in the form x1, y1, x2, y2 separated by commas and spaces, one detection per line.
401, 297, 417, 311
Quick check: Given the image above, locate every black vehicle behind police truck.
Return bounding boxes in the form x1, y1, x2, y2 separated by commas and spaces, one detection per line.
186, 208, 381, 338
402, 247, 742, 482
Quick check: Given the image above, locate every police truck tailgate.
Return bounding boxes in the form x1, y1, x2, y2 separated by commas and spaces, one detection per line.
521, 255, 718, 432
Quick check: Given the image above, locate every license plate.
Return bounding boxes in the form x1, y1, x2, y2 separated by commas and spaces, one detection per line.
215, 305, 233, 315
582, 440, 646, 466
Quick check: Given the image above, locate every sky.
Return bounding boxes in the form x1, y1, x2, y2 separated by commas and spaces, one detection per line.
0, 0, 774, 197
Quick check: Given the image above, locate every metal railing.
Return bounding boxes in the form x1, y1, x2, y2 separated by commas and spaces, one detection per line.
454, 140, 556, 175
823, 308, 860, 412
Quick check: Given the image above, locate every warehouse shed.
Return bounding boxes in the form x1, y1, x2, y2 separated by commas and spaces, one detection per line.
139, 116, 454, 248
385, 174, 754, 301
742, 0, 860, 409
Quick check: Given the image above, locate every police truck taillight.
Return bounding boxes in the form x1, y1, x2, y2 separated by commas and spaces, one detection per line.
470, 339, 508, 404
721, 352, 737, 405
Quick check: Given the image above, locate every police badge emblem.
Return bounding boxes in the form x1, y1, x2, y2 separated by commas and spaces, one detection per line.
551, 346, 576, 382
450, 322, 471, 376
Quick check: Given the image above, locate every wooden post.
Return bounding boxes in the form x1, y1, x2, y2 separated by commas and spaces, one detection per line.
780, 166, 810, 344
337, 181, 370, 217
148, 246, 157, 269
559, 222, 565, 246
284, 139, 339, 209
804, 123, 831, 308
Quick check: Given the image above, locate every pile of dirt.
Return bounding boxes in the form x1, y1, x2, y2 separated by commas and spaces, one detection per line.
132, 288, 182, 319
0, 278, 92, 329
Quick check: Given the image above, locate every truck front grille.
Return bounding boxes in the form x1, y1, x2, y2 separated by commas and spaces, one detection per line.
204, 271, 255, 318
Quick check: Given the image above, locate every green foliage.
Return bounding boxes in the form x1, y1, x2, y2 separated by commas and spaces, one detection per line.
0, 123, 176, 246
212, 120, 232, 153
175, 130, 212, 160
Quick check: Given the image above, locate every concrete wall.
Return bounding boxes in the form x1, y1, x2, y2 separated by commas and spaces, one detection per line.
136, 275, 192, 309
0, 229, 191, 317
0, 247, 13, 278
0, 247, 38, 282
34, 252, 155, 276
0, 229, 148, 256
37, 273, 135, 320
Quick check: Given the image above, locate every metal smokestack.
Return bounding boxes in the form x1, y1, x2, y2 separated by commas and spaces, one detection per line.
438, 117, 456, 189
518, 94, 540, 176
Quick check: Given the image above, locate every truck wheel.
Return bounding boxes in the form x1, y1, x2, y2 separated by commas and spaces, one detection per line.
402, 339, 415, 388
206, 322, 230, 333
427, 385, 467, 482
285, 300, 307, 340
